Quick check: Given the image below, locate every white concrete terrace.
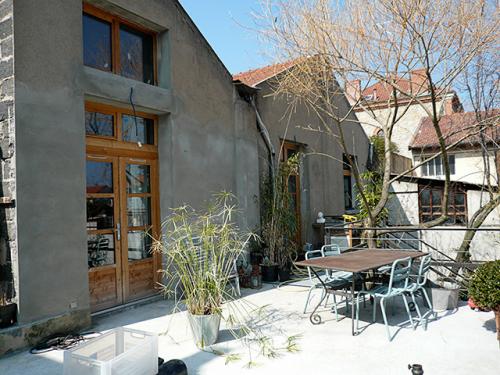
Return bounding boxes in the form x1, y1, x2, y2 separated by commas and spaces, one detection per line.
0, 282, 498, 374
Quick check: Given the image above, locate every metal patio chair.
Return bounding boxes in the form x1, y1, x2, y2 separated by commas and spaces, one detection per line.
355, 257, 415, 341
407, 254, 435, 328
303, 244, 352, 321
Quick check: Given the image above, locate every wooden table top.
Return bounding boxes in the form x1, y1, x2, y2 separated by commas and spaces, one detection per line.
295, 249, 426, 273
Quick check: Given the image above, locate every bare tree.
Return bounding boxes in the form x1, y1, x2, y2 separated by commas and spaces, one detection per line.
256, 0, 499, 245
455, 44, 500, 263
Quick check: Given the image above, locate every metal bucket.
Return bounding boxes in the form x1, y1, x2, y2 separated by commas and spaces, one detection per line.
187, 312, 221, 348
429, 285, 460, 311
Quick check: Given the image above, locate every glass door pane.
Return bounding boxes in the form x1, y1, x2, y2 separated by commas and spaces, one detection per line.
86, 155, 123, 311
124, 162, 152, 261
120, 157, 157, 302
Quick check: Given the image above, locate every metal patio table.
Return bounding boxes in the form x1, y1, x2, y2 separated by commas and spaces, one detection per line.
295, 249, 425, 336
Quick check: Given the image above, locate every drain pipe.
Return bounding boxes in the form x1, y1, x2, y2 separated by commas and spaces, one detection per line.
250, 96, 276, 179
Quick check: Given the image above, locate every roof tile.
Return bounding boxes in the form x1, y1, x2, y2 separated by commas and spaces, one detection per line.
410, 110, 500, 149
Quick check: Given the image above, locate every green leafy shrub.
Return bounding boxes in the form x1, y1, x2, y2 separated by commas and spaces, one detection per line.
468, 260, 500, 312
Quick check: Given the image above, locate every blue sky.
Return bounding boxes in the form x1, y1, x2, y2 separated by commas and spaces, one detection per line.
178, 0, 270, 74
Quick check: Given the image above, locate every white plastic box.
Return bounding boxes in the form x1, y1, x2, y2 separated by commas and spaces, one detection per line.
63, 327, 158, 375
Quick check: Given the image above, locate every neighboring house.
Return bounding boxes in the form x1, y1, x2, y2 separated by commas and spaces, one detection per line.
410, 111, 499, 186
387, 176, 500, 262
0, 1, 369, 354
346, 71, 498, 262
387, 111, 500, 262
346, 69, 462, 158
233, 62, 370, 244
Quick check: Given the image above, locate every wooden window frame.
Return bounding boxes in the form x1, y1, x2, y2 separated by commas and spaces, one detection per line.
85, 101, 159, 159
418, 185, 467, 225
83, 3, 158, 85
420, 154, 456, 177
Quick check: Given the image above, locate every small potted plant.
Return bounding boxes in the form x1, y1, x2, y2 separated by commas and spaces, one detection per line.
154, 192, 254, 348
260, 255, 279, 282
468, 260, 500, 346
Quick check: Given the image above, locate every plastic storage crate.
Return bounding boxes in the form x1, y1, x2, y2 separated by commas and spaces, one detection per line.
63, 327, 158, 375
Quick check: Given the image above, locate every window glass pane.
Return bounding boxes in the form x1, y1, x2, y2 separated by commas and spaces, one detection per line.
435, 156, 442, 175
428, 160, 435, 175
420, 163, 428, 176
83, 14, 112, 71
88, 234, 115, 268
126, 164, 150, 193
120, 25, 154, 84
432, 190, 442, 206
420, 188, 430, 206
449, 155, 456, 175
454, 193, 465, 206
128, 230, 152, 261
86, 161, 113, 193
127, 197, 151, 227
288, 175, 297, 193
122, 115, 154, 144
287, 148, 297, 160
87, 198, 114, 230
421, 214, 432, 223
344, 175, 352, 209
85, 111, 114, 137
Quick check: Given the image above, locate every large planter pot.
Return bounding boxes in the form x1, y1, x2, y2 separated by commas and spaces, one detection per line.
278, 267, 291, 282
187, 312, 221, 348
429, 284, 460, 311
261, 264, 278, 282
0, 303, 17, 328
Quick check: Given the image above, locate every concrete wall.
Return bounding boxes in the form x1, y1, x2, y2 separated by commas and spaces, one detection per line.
14, 0, 89, 324
8, 0, 261, 335
387, 180, 500, 262
255, 80, 370, 243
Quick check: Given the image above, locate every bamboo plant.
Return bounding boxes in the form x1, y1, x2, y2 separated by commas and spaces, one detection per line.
260, 154, 300, 268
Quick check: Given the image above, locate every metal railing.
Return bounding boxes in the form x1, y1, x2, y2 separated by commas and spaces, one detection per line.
322, 225, 500, 290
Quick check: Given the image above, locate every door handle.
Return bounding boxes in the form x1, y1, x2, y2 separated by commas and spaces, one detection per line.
116, 222, 121, 241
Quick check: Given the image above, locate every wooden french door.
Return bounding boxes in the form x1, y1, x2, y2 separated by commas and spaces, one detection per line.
85, 102, 160, 312
87, 155, 159, 311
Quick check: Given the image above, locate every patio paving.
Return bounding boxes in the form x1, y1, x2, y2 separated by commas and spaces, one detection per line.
0, 282, 498, 374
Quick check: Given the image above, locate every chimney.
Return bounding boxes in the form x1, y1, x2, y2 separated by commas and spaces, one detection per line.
345, 79, 361, 105
410, 68, 428, 94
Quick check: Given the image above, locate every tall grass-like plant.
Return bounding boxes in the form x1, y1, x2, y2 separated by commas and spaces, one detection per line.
154, 192, 253, 316
153, 192, 302, 365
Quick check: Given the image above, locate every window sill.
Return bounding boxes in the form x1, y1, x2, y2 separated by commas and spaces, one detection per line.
81, 66, 173, 114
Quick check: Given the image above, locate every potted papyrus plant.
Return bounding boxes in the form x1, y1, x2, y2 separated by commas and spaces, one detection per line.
155, 192, 254, 348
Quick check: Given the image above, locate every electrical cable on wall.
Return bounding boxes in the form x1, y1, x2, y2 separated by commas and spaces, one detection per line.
129, 87, 142, 147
